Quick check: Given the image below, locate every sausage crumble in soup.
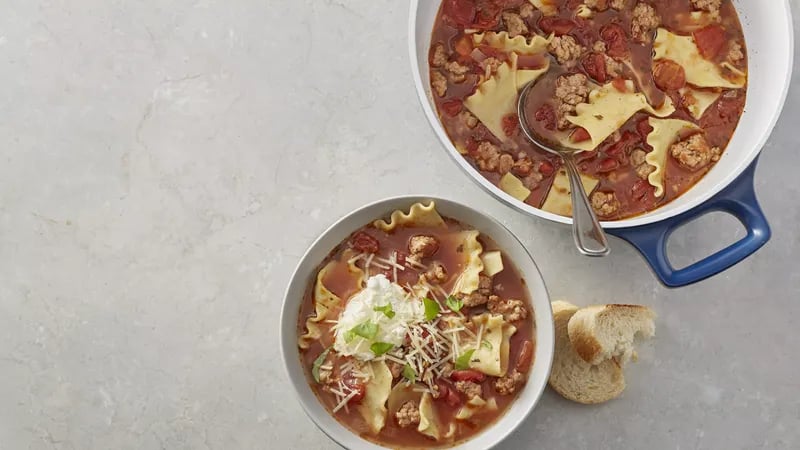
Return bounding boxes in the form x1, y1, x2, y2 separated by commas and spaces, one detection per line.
297, 202, 535, 448
429, 0, 747, 220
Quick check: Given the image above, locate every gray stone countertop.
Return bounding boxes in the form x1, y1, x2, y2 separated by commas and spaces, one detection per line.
1, 1, 798, 449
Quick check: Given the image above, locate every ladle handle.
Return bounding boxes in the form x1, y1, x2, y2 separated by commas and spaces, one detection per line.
563, 155, 610, 257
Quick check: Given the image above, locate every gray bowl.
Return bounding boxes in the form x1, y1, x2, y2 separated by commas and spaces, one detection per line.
279, 195, 555, 449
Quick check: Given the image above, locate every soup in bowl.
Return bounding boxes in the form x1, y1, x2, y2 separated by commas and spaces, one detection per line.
280, 197, 554, 449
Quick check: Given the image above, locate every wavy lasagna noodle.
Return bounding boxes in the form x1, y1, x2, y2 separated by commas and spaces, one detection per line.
653, 28, 746, 89
373, 201, 445, 232
298, 261, 341, 349
680, 87, 722, 120
357, 361, 393, 434
541, 169, 600, 216
472, 31, 551, 55
563, 80, 675, 151
646, 118, 701, 197
450, 230, 484, 295
469, 314, 516, 377
465, 53, 550, 142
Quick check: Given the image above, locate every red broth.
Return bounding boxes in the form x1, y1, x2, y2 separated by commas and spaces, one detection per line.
298, 210, 535, 448
429, 0, 747, 220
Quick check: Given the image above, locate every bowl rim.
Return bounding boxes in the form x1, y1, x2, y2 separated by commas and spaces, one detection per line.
406, 0, 795, 230
279, 194, 555, 450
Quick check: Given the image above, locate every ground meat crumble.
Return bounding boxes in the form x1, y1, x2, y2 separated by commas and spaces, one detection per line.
519, 2, 535, 18
461, 274, 494, 307
670, 134, 720, 170
474, 141, 502, 172
728, 41, 744, 65
408, 235, 440, 258
691, 0, 721, 18
431, 71, 447, 97
455, 381, 483, 400
591, 191, 621, 217
488, 296, 528, 322
631, 2, 660, 44
396, 401, 421, 428
502, 11, 528, 37
495, 370, 525, 395
444, 60, 470, 83
431, 44, 447, 68
424, 262, 448, 283
548, 35, 584, 67
630, 148, 655, 180
554, 73, 589, 129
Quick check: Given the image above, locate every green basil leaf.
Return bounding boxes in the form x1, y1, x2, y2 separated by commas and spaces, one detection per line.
370, 342, 394, 356
350, 321, 378, 340
311, 347, 331, 384
402, 363, 417, 383
455, 349, 475, 370
344, 330, 356, 343
373, 304, 396, 319
446, 295, 463, 312
423, 298, 440, 321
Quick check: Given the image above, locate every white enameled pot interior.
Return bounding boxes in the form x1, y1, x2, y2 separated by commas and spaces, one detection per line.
409, 0, 794, 229
280, 196, 555, 450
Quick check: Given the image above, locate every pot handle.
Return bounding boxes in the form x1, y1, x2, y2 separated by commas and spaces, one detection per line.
608, 158, 770, 287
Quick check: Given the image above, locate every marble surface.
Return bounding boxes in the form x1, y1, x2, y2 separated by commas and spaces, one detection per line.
1, 1, 799, 449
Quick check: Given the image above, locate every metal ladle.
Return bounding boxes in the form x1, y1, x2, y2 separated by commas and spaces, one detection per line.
517, 80, 610, 257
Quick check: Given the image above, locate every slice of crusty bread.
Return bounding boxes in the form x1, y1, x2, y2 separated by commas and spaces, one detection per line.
549, 301, 625, 404
568, 304, 656, 366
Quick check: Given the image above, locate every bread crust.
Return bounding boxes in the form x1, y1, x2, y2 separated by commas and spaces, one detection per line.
568, 304, 655, 365
548, 301, 625, 404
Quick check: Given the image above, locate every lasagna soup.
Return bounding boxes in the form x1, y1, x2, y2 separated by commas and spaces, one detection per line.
297, 202, 535, 447
429, 0, 747, 220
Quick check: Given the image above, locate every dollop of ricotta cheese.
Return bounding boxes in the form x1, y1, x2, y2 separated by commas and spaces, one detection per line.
334, 275, 424, 360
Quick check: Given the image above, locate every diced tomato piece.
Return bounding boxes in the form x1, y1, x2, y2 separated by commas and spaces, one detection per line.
502, 114, 519, 137
539, 160, 555, 176
472, 0, 501, 30
600, 24, 628, 58
652, 60, 686, 91
570, 127, 591, 143
465, 137, 480, 155
451, 369, 486, 383
611, 78, 628, 93
454, 35, 474, 57
693, 25, 726, 60
443, 0, 477, 27
446, 389, 462, 407
516, 340, 534, 373
343, 375, 366, 404
478, 44, 505, 60
606, 131, 640, 156
516, 53, 547, 70
534, 104, 557, 131
717, 98, 741, 119
637, 118, 653, 138
582, 53, 607, 83
395, 252, 407, 265
539, 17, 576, 36
631, 179, 653, 201
350, 231, 379, 253
441, 99, 463, 117
598, 158, 619, 172
577, 150, 598, 163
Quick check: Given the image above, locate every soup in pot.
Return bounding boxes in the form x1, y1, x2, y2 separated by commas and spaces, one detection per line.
429, 0, 747, 220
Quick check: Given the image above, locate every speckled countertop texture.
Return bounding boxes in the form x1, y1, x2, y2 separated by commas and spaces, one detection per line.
1, 1, 798, 449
